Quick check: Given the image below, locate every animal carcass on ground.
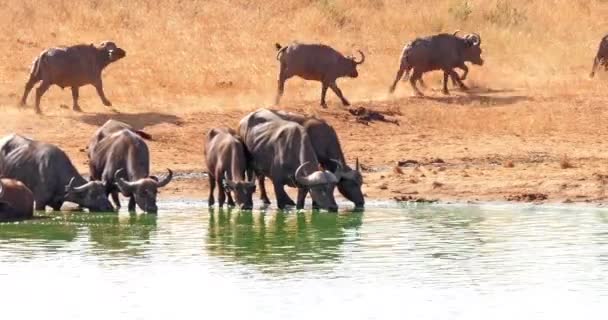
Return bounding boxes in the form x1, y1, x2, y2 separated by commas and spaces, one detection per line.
88, 129, 172, 213
204, 127, 256, 210
20, 41, 126, 114
0, 134, 113, 212
389, 32, 483, 95
0, 178, 34, 221
238, 109, 342, 211
275, 42, 365, 108
248, 108, 364, 209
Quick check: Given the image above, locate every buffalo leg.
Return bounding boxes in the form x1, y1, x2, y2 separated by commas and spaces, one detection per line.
20, 78, 37, 107
329, 82, 350, 106
275, 66, 289, 105
71, 87, 82, 112
110, 191, 121, 210
128, 197, 136, 212
34, 81, 51, 114
409, 69, 424, 96
457, 64, 469, 81
217, 179, 227, 207
93, 79, 112, 107
226, 191, 235, 207
449, 69, 468, 91
389, 67, 406, 93
320, 82, 329, 108
258, 175, 271, 205
273, 182, 294, 210
442, 72, 450, 95
35, 201, 46, 211
591, 56, 601, 78
296, 188, 308, 210
51, 201, 63, 212
208, 175, 216, 206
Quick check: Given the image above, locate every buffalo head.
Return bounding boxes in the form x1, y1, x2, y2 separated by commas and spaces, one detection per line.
462, 33, 483, 66
334, 158, 365, 209
64, 178, 114, 212
114, 169, 173, 213
99, 41, 126, 63
222, 172, 256, 210
295, 162, 339, 212
342, 50, 365, 78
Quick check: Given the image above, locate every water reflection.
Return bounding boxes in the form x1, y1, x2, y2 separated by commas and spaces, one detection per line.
85, 213, 157, 256
206, 208, 363, 271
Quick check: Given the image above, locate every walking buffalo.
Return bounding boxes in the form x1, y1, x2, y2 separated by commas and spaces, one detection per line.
0, 134, 113, 212
238, 109, 343, 211
205, 127, 256, 210
389, 31, 483, 95
0, 178, 34, 221
88, 129, 172, 213
20, 41, 126, 114
275, 42, 365, 108
250, 109, 364, 209
590, 35, 608, 78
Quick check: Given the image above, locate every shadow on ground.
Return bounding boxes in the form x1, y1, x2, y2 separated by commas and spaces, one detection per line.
74, 111, 184, 128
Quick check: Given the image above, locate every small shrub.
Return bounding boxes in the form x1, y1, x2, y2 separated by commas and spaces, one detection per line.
449, 0, 473, 22
560, 155, 574, 169
483, 0, 526, 27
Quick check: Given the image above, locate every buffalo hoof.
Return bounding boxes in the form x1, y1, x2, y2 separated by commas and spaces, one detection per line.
342, 100, 351, 107
320, 102, 328, 108
442, 89, 450, 95
102, 100, 112, 107
73, 105, 82, 112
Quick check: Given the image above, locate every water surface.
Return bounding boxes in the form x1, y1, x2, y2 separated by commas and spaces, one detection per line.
1, 201, 608, 319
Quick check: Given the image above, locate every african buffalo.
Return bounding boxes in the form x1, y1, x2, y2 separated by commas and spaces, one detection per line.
205, 127, 256, 210
249, 109, 364, 209
275, 42, 365, 108
389, 31, 483, 95
20, 41, 126, 114
590, 35, 608, 78
88, 129, 172, 213
0, 134, 113, 212
0, 178, 34, 221
87, 119, 151, 158
238, 110, 343, 211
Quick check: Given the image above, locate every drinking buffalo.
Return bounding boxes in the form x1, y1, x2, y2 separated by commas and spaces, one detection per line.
88, 129, 172, 213
87, 119, 151, 158
0, 134, 113, 212
205, 127, 256, 210
0, 178, 34, 221
590, 35, 608, 78
389, 32, 483, 95
275, 42, 365, 108
238, 110, 342, 211
248, 109, 364, 209
20, 41, 126, 114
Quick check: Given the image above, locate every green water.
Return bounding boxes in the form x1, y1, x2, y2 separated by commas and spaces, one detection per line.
1, 201, 608, 319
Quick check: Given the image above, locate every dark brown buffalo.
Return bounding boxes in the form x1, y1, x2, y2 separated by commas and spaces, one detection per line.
205, 127, 256, 210
89, 129, 172, 213
238, 110, 346, 211
590, 35, 608, 78
0, 178, 34, 221
275, 42, 365, 108
20, 41, 126, 114
389, 32, 483, 95
87, 119, 151, 158
0, 134, 113, 212
252, 109, 364, 209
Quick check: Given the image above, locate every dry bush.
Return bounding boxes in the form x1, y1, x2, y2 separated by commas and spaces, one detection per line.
560, 155, 574, 169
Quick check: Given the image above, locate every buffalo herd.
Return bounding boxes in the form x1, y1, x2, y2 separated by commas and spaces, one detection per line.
2, 31, 607, 219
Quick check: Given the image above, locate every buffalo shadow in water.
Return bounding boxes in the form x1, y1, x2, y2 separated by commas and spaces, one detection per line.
206, 208, 363, 273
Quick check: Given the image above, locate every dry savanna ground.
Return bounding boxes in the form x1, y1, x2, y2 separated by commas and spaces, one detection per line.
2, 0, 608, 205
